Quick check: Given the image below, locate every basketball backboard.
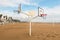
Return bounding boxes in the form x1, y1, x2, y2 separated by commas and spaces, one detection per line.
38, 7, 47, 19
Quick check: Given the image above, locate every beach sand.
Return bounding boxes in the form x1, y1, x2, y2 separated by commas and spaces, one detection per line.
0, 22, 60, 40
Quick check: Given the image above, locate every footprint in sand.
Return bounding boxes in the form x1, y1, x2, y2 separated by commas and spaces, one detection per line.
46, 33, 57, 38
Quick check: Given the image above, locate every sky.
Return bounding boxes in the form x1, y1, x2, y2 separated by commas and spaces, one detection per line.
0, 0, 60, 22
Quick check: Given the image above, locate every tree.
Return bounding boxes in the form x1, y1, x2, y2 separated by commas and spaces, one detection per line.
0, 14, 2, 21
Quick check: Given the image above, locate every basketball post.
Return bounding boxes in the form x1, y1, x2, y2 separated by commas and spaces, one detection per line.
14, 4, 47, 36
29, 16, 32, 36
28, 11, 35, 36
28, 7, 47, 36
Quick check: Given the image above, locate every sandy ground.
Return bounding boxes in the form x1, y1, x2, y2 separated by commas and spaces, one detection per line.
0, 22, 60, 40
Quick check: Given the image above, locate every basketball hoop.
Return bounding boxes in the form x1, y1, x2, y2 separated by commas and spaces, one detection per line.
38, 7, 47, 19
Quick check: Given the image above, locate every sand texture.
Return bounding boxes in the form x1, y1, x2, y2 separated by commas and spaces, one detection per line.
0, 22, 60, 40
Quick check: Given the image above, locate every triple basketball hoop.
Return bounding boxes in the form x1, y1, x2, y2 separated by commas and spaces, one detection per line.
14, 4, 47, 36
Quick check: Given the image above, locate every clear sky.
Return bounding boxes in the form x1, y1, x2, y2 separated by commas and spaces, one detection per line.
0, 0, 60, 22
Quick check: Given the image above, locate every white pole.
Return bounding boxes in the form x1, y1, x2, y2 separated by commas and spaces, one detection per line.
29, 21, 31, 36
29, 17, 32, 36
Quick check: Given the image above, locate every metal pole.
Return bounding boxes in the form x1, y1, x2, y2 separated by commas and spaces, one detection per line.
29, 20, 31, 36
29, 18, 32, 36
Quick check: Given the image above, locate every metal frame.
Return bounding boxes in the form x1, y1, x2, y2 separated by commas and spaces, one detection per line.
14, 4, 47, 36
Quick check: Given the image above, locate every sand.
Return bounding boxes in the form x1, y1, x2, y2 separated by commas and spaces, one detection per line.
0, 22, 60, 40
